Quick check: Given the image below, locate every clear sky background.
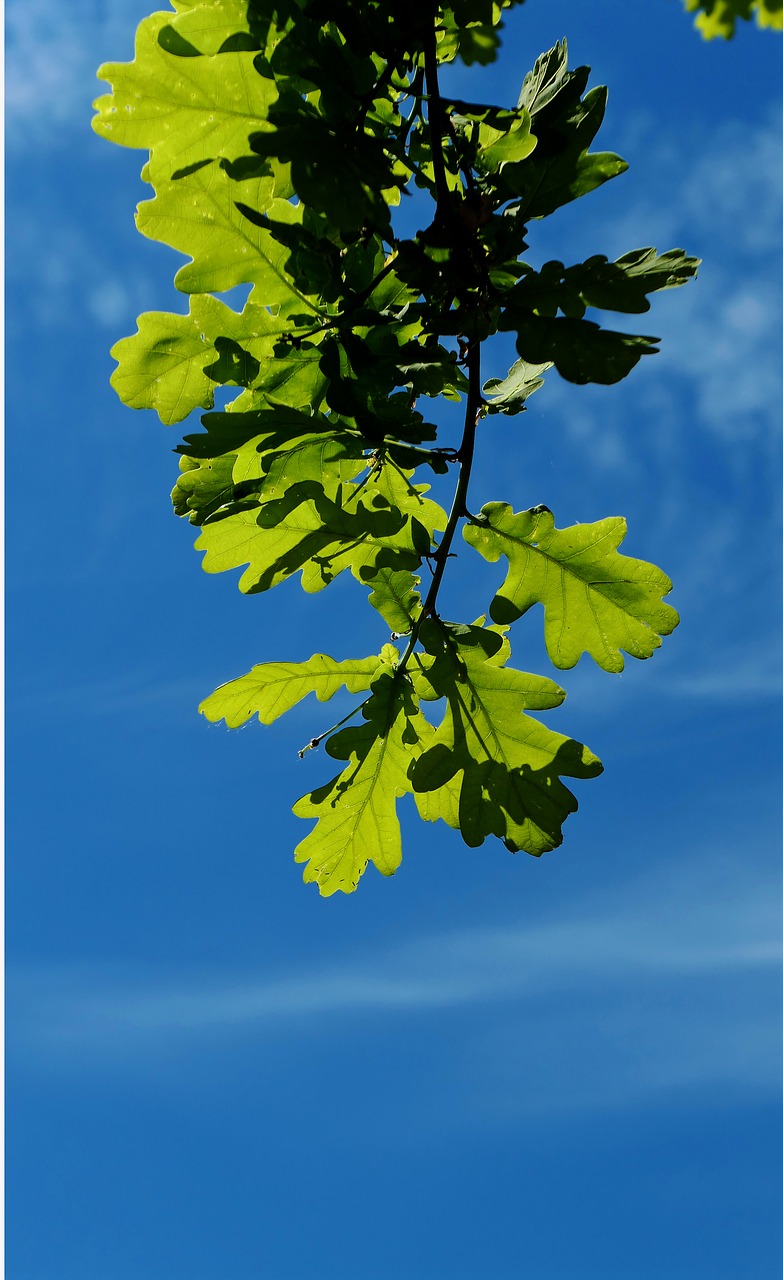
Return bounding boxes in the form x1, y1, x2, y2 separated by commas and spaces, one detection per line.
6, 2, 783, 1277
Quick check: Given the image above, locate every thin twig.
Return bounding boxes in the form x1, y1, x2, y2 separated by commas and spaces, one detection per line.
396, 340, 482, 678
298, 698, 371, 757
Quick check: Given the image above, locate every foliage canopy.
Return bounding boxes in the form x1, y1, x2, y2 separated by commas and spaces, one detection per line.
93, 0, 711, 894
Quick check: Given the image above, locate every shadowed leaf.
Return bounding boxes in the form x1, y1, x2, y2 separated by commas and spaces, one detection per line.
409, 621, 602, 853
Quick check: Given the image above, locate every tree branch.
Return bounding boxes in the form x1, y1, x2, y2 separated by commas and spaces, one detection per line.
423, 24, 452, 216
396, 340, 482, 674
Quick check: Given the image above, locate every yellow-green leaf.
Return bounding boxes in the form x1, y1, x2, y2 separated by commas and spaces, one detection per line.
293, 672, 428, 895
464, 504, 678, 672
93, 12, 278, 183
200, 652, 390, 728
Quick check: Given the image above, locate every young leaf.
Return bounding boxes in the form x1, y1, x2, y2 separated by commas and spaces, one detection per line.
477, 108, 537, 171
163, 0, 256, 55
293, 670, 428, 895
137, 178, 317, 305
172, 453, 235, 523
510, 55, 628, 218
482, 357, 550, 415
200, 652, 390, 729
110, 295, 267, 424
366, 567, 422, 633
464, 504, 679, 672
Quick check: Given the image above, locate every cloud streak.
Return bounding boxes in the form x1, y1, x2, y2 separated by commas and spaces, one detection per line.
12, 850, 781, 1085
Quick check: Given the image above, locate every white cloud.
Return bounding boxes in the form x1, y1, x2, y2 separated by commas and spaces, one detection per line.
88, 279, 133, 328
12, 846, 781, 1118
5, 0, 153, 148
681, 106, 783, 257
558, 105, 783, 449
607, 103, 783, 259
656, 269, 783, 444
6, 214, 146, 331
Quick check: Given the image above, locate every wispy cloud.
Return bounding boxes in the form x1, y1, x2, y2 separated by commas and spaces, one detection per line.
11, 846, 781, 1113
649, 104, 783, 258
5, 0, 152, 149
535, 104, 783, 454
655, 268, 783, 446
5, 212, 161, 334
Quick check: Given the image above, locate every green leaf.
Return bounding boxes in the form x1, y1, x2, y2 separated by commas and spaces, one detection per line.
164, 0, 256, 55
110, 295, 260, 424
200, 651, 389, 728
477, 108, 537, 171
249, 112, 402, 235
517, 39, 572, 119
506, 249, 699, 320
409, 621, 602, 853
137, 177, 319, 307
464, 504, 679, 672
497, 248, 698, 384
172, 417, 370, 524
293, 671, 428, 895
583, 247, 700, 311
172, 452, 235, 522
178, 403, 340, 458
511, 314, 659, 384
392, 342, 470, 399
92, 13, 279, 183
754, 0, 783, 26
482, 357, 550, 414
510, 46, 628, 219
230, 427, 368, 498
366, 567, 422, 632
193, 463, 447, 596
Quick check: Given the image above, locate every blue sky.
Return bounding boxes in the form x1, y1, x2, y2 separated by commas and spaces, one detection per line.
6, 1, 783, 1277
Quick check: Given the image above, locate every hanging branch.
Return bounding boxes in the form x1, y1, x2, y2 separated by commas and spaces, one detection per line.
94, 3, 697, 896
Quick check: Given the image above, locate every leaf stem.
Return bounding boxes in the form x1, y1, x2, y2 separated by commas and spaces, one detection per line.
298, 698, 371, 757
423, 24, 452, 216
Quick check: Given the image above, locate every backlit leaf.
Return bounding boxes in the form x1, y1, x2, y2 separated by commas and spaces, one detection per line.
367, 567, 422, 632
200, 651, 389, 728
137, 177, 319, 306
111, 295, 258, 424
685, 0, 783, 37
93, 13, 278, 183
293, 670, 428, 895
194, 463, 447, 597
482, 357, 550, 414
464, 504, 679, 671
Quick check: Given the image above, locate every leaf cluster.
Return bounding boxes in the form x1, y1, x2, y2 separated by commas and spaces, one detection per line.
95, 1, 698, 893
685, 0, 783, 38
